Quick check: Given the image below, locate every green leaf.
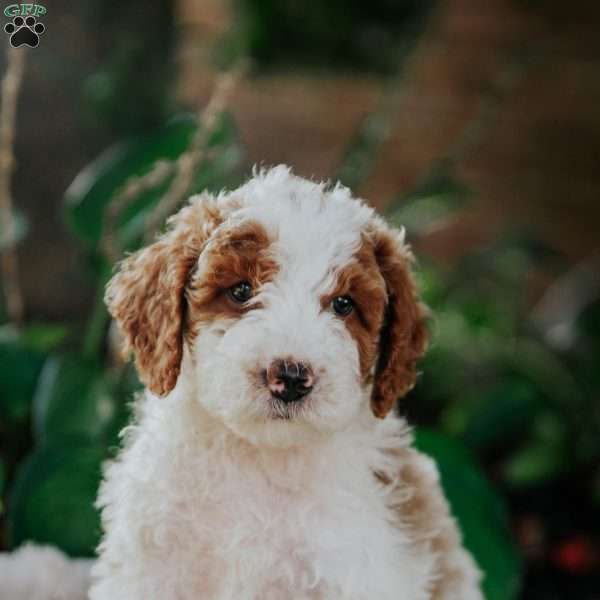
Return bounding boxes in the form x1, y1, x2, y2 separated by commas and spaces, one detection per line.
502, 411, 568, 487
0, 339, 45, 422
64, 112, 241, 251
415, 429, 521, 600
502, 439, 566, 487
32, 354, 119, 445
20, 323, 70, 353
7, 440, 104, 556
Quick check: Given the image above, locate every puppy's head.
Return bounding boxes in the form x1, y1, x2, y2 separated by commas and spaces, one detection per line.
106, 166, 427, 446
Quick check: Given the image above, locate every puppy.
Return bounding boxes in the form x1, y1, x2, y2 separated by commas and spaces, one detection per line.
89, 166, 482, 599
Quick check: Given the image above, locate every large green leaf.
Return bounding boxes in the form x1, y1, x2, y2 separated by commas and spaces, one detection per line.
64, 112, 242, 251
415, 429, 521, 600
7, 440, 105, 556
32, 354, 119, 445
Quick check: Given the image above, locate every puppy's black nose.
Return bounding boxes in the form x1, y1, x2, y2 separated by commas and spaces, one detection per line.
265, 360, 314, 404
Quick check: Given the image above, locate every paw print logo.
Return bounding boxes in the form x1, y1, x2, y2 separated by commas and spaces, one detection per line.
4, 16, 45, 48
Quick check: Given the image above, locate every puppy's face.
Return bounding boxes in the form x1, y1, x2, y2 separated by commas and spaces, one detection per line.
187, 207, 388, 445
106, 167, 427, 447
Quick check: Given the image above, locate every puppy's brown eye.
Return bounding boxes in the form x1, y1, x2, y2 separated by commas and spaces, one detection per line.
332, 295, 354, 317
228, 281, 253, 304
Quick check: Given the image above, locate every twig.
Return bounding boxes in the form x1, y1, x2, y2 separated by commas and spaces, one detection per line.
100, 61, 247, 262
143, 61, 247, 241
0, 46, 26, 326
101, 159, 175, 263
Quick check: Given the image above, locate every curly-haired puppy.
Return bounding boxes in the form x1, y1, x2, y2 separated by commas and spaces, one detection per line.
1, 166, 482, 599
85, 166, 482, 599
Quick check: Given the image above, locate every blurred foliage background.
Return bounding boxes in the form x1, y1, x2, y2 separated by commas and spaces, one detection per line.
1, 1, 599, 599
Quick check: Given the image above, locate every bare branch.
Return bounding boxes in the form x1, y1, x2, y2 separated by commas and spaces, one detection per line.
100, 61, 247, 263
143, 61, 247, 241
0, 45, 26, 326
101, 159, 175, 263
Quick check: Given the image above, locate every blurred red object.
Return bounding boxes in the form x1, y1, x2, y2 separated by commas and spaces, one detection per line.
552, 535, 599, 575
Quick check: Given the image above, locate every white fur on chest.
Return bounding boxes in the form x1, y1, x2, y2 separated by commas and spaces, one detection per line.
91, 388, 431, 600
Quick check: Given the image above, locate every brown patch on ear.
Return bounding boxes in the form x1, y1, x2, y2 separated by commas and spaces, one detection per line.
370, 226, 428, 418
104, 195, 224, 396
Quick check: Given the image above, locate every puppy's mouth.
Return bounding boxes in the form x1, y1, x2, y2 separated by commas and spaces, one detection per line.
267, 395, 311, 421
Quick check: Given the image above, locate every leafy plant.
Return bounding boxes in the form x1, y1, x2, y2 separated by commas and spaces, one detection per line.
65, 113, 242, 257
5, 36, 598, 599
1, 109, 242, 557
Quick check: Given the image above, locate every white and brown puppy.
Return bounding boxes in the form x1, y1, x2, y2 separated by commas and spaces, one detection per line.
90, 166, 482, 599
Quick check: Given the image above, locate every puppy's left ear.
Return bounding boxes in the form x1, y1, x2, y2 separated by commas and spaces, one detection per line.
105, 195, 223, 396
370, 222, 429, 418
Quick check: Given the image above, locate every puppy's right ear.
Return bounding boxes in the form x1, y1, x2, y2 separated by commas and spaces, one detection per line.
370, 223, 429, 419
105, 195, 223, 396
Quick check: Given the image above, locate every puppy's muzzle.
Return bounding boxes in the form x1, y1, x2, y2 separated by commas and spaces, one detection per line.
264, 360, 314, 404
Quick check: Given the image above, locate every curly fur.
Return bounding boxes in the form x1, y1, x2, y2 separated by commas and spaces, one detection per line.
0, 544, 91, 599
369, 226, 429, 418
0, 166, 482, 600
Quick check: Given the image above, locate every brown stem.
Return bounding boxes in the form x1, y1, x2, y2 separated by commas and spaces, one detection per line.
143, 61, 247, 242
100, 61, 248, 263
101, 159, 175, 264
0, 45, 26, 326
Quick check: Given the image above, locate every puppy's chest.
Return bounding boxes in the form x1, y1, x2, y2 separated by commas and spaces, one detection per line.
163, 466, 397, 598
